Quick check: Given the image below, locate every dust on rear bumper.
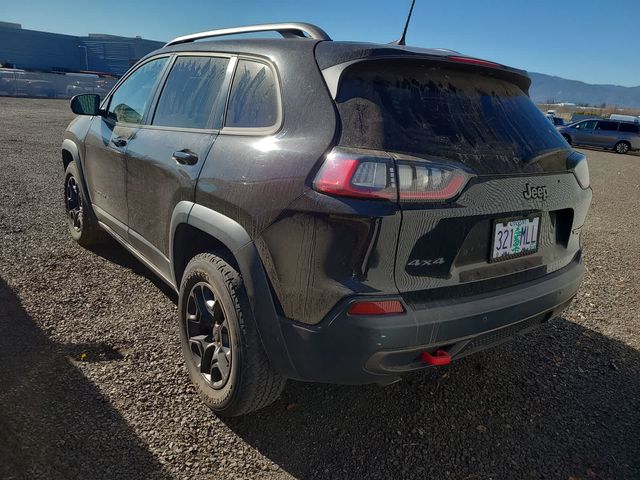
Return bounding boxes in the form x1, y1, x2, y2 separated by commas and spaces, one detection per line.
277, 253, 584, 384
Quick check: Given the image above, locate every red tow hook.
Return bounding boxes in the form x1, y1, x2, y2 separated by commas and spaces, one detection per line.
421, 349, 451, 366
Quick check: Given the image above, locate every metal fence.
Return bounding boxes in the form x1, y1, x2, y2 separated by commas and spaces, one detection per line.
0, 69, 117, 99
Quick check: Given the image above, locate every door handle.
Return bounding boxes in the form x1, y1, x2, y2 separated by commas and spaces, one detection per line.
172, 149, 199, 166
111, 137, 128, 148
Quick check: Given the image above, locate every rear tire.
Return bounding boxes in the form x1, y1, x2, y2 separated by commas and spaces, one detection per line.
614, 141, 630, 154
178, 252, 286, 416
64, 161, 107, 247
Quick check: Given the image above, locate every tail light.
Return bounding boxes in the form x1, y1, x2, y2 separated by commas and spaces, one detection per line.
312, 148, 397, 200
313, 148, 470, 202
395, 160, 469, 201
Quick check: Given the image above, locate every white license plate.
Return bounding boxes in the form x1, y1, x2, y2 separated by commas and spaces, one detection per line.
491, 216, 540, 261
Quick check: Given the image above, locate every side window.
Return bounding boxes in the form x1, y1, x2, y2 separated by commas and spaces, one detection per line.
595, 121, 619, 131
225, 60, 279, 129
576, 120, 597, 130
107, 57, 168, 124
619, 122, 640, 133
153, 56, 229, 129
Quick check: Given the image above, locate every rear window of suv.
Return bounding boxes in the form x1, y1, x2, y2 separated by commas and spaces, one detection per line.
335, 60, 568, 170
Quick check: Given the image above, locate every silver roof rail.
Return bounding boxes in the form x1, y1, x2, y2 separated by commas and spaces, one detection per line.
165, 22, 331, 47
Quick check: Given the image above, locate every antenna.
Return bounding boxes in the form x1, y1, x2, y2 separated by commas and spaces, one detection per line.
392, 0, 416, 46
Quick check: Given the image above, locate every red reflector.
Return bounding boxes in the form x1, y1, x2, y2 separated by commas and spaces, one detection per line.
421, 349, 451, 366
447, 55, 503, 69
348, 300, 405, 316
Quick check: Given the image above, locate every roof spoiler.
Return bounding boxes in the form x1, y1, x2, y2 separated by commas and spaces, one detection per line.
320, 55, 532, 99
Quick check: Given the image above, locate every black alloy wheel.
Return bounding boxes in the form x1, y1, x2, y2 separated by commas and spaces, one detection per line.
185, 282, 232, 389
65, 175, 84, 233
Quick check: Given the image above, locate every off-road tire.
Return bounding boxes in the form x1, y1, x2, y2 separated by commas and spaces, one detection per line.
64, 161, 107, 246
178, 252, 286, 416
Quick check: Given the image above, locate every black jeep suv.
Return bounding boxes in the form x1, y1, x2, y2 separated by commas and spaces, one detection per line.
62, 23, 591, 416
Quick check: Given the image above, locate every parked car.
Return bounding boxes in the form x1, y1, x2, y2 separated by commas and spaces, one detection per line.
61, 22, 592, 416
558, 119, 640, 154
0, 68, 56, 97
93, 79, 116, 96
65, 80, 97, 97
550, 116, 565, 127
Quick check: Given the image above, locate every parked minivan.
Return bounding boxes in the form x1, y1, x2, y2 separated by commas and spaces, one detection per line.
558, 119, 640, 154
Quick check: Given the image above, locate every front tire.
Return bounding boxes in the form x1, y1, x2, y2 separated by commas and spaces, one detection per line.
178, 252, 286, 416
615, 141, 631, 154
64, 162, 106, 246
562, 134, 572, 145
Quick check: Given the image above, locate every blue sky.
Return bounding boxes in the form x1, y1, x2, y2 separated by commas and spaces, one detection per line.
2, 0, 639, 87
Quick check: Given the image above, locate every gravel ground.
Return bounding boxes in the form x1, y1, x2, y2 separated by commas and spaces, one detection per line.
0, 96, 639, 480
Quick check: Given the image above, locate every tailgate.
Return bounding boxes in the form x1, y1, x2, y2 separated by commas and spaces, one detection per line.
331, 58, 589, 297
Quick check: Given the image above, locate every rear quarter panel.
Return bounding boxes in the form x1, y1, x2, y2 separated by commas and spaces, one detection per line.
196, 42, 389, 324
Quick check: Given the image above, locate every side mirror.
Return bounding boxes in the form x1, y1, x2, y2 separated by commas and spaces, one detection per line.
70, 94, 102, 116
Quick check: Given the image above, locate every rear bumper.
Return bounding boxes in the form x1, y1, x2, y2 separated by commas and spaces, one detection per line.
278, 253, 584, 384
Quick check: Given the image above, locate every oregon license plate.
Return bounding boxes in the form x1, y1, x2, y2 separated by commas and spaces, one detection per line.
491, 215, 540, 262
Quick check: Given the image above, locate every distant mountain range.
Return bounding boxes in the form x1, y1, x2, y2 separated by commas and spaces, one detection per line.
529, 72, 640, 108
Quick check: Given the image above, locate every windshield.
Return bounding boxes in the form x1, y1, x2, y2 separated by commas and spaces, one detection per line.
335, 60, 570, 174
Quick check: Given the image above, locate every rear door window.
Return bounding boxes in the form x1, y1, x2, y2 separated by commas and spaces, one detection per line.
335, 60, 569, 173
152, 56, 229, 129
596, 121, 619, 131
225, 60, 279, 129
619, 122, 640, 133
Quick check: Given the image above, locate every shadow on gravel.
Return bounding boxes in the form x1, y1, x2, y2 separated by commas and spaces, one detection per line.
0, 277, 168, 480
89, 241, 178, 303
226, 319, 640, 480
61, 342, 125, 363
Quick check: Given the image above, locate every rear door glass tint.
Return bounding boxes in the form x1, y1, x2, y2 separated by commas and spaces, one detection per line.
619, 122, 640, 133
596, 121, 619, 131
153, 56, 229, 129
226, 60, 278, 128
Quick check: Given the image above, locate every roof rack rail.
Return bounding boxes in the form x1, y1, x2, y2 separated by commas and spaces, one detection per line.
165, 22, 331, 47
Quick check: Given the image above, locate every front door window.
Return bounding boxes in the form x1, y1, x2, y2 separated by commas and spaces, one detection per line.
107, 57, 169, 124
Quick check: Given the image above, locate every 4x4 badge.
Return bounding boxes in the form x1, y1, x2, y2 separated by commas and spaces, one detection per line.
523, 183, 548, 200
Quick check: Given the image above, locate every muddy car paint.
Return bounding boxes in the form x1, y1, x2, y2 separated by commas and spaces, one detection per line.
62, 31, 591, 384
